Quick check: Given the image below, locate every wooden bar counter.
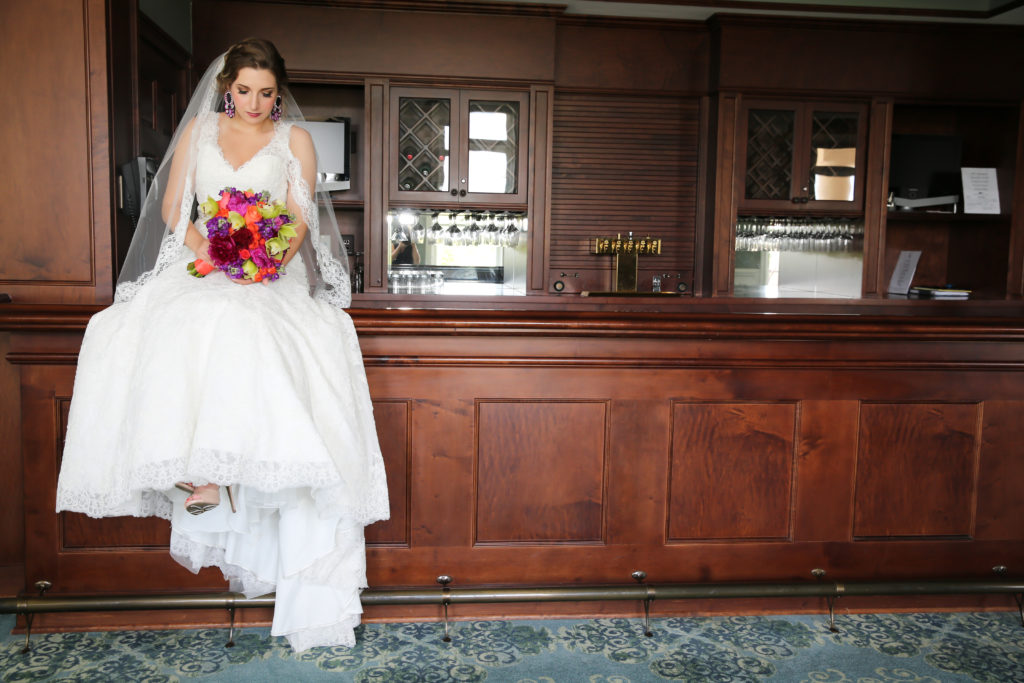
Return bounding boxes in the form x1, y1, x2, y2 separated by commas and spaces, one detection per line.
4, 300, 1024, 629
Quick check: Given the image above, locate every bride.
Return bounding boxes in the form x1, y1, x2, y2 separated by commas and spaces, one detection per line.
55, 38, 389, 652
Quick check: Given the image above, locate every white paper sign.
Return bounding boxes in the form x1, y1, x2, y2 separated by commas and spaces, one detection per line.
961, 167, 1000, 214
888, 250, 921, 295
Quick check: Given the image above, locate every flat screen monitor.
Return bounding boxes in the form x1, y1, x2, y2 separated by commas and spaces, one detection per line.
299, 119, 351, 192
889, 134, 962, 199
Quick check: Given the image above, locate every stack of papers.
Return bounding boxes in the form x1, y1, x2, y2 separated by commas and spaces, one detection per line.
909, 286, 971, 300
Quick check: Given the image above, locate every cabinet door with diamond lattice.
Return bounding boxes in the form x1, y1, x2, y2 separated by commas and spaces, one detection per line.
737, 99, 866, 213
457, 90, 529, 206
391, 88, 462, 203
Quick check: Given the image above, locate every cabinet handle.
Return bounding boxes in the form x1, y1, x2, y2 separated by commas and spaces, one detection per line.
459, 189, 467, 197
791, 197, 801, 203
450, 189, 458, 196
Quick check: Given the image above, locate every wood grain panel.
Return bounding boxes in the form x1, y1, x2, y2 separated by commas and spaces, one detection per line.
854, 403, 980, 539
2, 0, 92, 282
792, 400, 859, 542
1, 0, 113, 303
862, 97, 893, 297
711, 92, 741, 295
605, 399, 671, 547
975, 401, 1024, 540
0, 333, 23, 568
668, 402, 796, 541
554, 20, 708, 93
476, 401, 607, 544
193, 0, 556, 83
549, 93, 700, 293
714, 17, 1024, 100
365, 400, 410, 546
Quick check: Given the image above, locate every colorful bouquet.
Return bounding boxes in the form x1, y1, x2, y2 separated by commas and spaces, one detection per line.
187, 187, 297, 282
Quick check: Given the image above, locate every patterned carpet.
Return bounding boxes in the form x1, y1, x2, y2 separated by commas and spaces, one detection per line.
3, 611, 1024, 681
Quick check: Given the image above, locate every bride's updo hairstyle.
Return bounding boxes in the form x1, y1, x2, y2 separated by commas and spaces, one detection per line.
216, 38, 289, 95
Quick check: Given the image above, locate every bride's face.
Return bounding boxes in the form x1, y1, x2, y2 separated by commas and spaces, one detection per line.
228, 67, 278, 124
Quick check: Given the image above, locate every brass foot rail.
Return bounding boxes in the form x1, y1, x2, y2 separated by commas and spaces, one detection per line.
3, 577, 1023, 653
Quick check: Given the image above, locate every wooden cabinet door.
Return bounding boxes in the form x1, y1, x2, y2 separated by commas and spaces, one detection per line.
389, 87, 529, 207
737, 99, 867, 213
457, 90, 529, 206
390, 87, 461, 203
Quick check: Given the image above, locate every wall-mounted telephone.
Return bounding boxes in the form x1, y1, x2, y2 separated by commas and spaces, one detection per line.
118, 157, 158, 229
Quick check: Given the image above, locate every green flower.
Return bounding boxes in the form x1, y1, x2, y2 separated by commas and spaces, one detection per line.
200, 196, 220, 216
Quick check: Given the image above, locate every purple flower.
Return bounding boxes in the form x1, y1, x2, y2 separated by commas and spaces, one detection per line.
226, 190, 251, 214
205, 216, 230, 237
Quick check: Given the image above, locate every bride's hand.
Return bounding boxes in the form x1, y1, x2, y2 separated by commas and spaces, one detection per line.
193, 237, 212, 264
230, 277, 257, 285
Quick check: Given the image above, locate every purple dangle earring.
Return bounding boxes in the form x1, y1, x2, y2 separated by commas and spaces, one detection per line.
271, 95, 283, 122
223, 91, 235, 118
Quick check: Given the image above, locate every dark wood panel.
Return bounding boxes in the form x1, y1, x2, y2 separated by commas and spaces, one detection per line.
528, 85, 553, 293
668, 402, 796, 541
862, 97, 892, 297
710, 92, 742, 295
554, 20, 708, 93
0, 333, 23, 568
714, 17, 1024, 100
13, 314, 1024, 618
854, 403, 980, 539
606, 399, 670, 547
475, 401, 607, 543
365, 400, 410, 546
549, 93, 700, 293
136, 16, 190, 160
2, 0, 113, 303
793, 400, 859, 543
975, 401, 1024, 540
193, 0, 556, 83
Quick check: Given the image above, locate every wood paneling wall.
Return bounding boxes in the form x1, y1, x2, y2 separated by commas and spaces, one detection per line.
554, 18, 708, 94
13, 313, 1024, 627
1, 0, 113, 304
193, 0, 557, 83
549, 93, 700, 293
712, 16, 1024, 100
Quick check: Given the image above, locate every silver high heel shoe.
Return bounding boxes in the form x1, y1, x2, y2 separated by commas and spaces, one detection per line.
175, 482, 236, 515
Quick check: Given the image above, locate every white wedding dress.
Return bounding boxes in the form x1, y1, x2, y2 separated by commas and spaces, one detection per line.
56, 112, 389, 652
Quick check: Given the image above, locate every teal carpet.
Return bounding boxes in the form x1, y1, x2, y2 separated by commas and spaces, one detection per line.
3, 611, 1024, 681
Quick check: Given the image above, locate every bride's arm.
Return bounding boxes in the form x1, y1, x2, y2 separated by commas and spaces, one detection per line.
281, 126, 315, 268
162, 118, 210, 263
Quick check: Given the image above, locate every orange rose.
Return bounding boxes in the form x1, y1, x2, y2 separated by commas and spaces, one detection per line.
244, 205, 260, 225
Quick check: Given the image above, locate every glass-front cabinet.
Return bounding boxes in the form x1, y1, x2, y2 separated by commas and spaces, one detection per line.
730, 98, 869, 298
737, 100, 868, 212
390, 87, 529, 205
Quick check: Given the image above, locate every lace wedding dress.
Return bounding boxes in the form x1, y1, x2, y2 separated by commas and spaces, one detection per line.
56, 112, 389, 652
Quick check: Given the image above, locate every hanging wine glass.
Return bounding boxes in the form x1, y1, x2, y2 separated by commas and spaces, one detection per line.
467, 212, 483, 246
502, 224, 520, 248
485, 213, 501, 246
412, 211, 426, 243
429, 212, 443, 243
445, 212, 464, 246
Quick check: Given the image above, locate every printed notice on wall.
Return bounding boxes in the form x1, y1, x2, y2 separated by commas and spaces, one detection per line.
961, 167, 1000, 214
888, 250, 921, 295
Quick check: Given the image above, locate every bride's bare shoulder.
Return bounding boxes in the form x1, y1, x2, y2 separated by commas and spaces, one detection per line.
287, 124, 313, 153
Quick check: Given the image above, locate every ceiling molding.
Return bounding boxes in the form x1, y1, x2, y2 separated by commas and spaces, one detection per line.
581, 0, 1024, 20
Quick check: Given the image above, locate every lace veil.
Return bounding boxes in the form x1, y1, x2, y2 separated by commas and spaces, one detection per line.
116, 53, 352, 307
